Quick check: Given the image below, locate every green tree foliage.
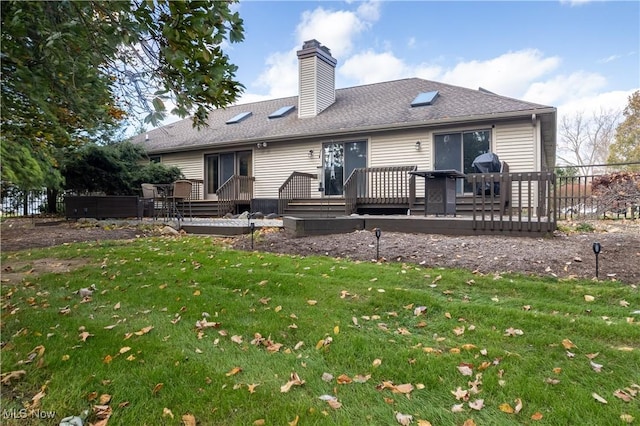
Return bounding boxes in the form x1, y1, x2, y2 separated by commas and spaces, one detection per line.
63, 142, 183, 195
608, 91, 640, 171
1, 1, 244, 189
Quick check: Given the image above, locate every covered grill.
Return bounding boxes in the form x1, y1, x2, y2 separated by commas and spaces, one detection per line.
472, 153, 502, 195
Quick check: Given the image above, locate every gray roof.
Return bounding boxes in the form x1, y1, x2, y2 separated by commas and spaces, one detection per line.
134, 78, 555, 154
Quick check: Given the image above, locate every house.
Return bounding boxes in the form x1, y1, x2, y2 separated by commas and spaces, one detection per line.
132, 39, 557, 222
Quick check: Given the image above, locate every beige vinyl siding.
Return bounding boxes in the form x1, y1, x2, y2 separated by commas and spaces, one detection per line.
494, 122, 536, 172
253, 142, 321, 198
493, 121, 538, 211
298, 59, 316, 118
158, 152, 203, 180
316, 59, 335, 114
370, 131, 432, 197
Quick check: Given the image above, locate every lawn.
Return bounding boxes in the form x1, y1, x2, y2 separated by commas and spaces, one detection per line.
1, 235, 638, 425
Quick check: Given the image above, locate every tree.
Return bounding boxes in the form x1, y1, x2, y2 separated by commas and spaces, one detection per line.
1, 1, 244, 190
608, 91, 640, 171
62, 142, 183, 195
557, 109, 620, 175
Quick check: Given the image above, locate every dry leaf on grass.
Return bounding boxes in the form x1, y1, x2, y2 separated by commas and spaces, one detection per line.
395, 412, 413, 425
280, 372, 305, 393
182, 413, 196, 426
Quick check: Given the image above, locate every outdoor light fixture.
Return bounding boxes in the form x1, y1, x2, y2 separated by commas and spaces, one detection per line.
415, 141, 421, 151
250, 222, 256, 250
256, 142, 267, 148
308, 149, 314, 158
374, 228, 382, 260
592, 242, 601, 278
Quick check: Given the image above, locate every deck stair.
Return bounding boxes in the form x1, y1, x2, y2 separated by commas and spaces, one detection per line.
282, 198, 346, 218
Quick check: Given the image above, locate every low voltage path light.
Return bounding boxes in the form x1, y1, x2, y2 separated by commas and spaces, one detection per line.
592, 242, 601, 279
374, 228, 382, 260
250, 222, 256, 250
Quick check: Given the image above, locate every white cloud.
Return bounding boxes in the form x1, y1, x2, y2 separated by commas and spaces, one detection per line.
340, 50, 409, 84
557, 90, 632, 120
243, 2, 381, 101
438, 49, 561, 98
523, 71, 607, 105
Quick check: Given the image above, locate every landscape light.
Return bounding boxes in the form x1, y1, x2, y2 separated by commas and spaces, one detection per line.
592, 242, 601, 279
374, 228, 382, 260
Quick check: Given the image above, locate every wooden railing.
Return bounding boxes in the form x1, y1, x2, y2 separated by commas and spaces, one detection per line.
278, 172, 317, 214
216, 175, 255, 216
344, 166, 417, 214
466, 171, 556, 233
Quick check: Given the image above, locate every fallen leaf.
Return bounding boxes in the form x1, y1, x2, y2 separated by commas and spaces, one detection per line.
226, 367, 242, 377
321, 373, 334, 382
462, 420, 476, 426
417, 420, 432, 426
457, 363, 474, 376
614, 389, 633, 402
396, 412, 413, 425
353, 374, 371, 383
182, 413, 196, 426
280, 372, 305, 393
620, 414, 634, 423
373, 358, 382, 367
99, 394, 111, 404
468, 399, 484, 410
163, 408, 174, 419
504, 327, 524, 336
119, 346, 131, 354
152, 383, 164, 395
561, 339, 576, 350
590, 361, 603, 372
247, 383, 260, 394
0, 370, 26, 385
288, 415, 299, 426
592, 392, 607, 404
451, 404, 465, 413
336, 374, 352, 384
307, 300, 318, 305
114, 302, 121, 310
531, 412, 544, 421
253, 420, 265, 426
103, 355, 113, 364
452, 387, 469, 401
514, 398, 523, 414
584, 295, 595, 302
231, 335, 243, 344
499, 403, 514, 413
79, 331, 93, 342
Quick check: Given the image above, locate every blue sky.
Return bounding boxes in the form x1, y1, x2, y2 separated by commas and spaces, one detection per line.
211, 0, 638, 121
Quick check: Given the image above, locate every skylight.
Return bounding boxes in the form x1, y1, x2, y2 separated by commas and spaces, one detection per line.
268, 105, 295, 119
226, 111, 252, 124
411, 91, 439, 107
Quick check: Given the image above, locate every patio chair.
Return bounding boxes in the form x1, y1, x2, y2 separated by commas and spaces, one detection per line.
141, 183, 165, 219
167, 180, 193, 221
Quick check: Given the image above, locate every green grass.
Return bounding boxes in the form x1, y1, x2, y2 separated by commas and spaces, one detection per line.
1, 235, 639, 425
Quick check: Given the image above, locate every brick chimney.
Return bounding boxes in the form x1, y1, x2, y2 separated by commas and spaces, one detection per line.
296, 39, 337, 118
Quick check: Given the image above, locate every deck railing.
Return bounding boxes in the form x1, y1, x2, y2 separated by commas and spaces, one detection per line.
466, 171, 556, 233
216, 175, 255, 216
278, 172, 317, 214
344, 165, 417, 214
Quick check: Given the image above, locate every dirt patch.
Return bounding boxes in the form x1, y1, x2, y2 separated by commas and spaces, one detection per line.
232, 221, 640, 285
1, 217, 639, 285
2, 258, 88, 283
0, 218, 158, 252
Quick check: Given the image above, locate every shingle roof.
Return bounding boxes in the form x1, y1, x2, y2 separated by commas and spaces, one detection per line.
134, 78, 555, 154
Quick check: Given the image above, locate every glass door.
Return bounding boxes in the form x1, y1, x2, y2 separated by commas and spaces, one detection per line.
435, 130, 490, 193
205, 151, 253, 199
322, 141, 367, 196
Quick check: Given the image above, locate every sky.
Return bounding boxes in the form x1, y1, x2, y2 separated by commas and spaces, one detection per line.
210, 0, 638, 118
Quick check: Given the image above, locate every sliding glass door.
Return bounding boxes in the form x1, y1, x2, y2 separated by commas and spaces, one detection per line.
205, 151, 252, 199
434, 130, 491, 193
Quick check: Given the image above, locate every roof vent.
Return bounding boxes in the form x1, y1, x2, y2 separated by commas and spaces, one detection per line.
411, 91, 439, 107
226, 111, 252, 124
